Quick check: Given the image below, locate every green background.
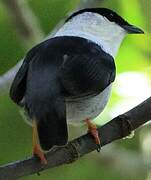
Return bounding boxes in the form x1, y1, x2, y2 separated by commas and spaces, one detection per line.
0, 0, 151, 179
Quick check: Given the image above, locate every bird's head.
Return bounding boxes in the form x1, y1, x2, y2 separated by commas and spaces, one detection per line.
55, 8, 144, 57
65, 8, 144, 35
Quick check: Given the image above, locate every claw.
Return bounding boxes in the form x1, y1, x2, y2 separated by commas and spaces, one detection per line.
32, 120, 47, 165
33, 144, 47, 165
85, 119, 101, 152
96, 144, 101, 152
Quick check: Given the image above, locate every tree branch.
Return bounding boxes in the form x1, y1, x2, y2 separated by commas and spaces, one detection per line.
0, 97, 151, 179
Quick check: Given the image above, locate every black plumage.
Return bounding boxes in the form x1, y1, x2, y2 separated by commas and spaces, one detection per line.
66, 8, 130, 26
66, 8, 144, 34
10, 36, 115, 150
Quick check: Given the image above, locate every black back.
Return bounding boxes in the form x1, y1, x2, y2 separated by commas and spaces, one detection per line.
10, 36, 116, 150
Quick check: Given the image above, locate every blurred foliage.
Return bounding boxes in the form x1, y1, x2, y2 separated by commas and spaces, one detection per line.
0, 0, 150, 179
0, 1, 25, 74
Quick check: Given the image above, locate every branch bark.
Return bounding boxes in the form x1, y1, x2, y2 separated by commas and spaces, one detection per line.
0, 97, 151, 179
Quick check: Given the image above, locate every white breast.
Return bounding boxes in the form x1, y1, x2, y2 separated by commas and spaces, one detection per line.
66, 84, 112, 123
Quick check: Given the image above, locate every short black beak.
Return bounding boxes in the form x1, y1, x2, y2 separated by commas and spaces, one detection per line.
123, 25, 144, 34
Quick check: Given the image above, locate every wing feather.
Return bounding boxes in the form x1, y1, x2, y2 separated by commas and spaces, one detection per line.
9, 45, 41, 104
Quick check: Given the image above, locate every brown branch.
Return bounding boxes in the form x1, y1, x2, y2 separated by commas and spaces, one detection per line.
0, 97, 151, 179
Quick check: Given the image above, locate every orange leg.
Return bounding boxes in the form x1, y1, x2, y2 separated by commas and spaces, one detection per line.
32, 120, 47, 165
85, 118, 101, 152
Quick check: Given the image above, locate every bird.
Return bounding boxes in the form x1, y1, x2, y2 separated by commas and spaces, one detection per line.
9, 8, 144, 164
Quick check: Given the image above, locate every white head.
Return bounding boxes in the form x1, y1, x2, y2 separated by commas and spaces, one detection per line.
55, 8, 144, 58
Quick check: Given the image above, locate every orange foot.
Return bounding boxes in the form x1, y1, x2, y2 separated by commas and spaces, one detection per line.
85, 118, 101, 152
32, 120, 47, 165
33, 144, 47, 165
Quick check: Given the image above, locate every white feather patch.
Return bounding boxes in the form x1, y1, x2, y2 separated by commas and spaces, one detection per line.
55, 12, 126, 58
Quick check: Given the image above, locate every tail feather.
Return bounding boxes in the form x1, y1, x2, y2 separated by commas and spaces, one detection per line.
36, 97, 68, 151
24, 52, 68, 151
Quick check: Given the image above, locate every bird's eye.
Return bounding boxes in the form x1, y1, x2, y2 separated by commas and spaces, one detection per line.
110, 13, 114, 17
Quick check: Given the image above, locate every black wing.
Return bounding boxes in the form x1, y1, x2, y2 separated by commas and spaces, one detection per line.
9, 44, 42, 104
24, 48, 68, 150
10, 36, 115, 102
58, 36, 116, 97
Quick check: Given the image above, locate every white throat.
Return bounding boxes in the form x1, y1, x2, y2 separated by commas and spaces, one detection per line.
54, 12, 127, 58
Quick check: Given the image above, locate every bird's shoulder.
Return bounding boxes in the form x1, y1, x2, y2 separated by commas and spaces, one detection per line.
41, 36, 116, 97
10, 36, 116, 104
